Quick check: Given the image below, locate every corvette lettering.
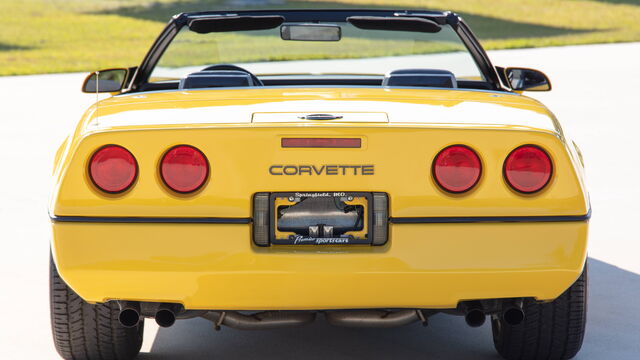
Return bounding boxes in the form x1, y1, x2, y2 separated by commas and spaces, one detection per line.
269, 165, 374, 176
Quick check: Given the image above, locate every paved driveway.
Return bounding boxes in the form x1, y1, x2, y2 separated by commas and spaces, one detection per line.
0, 43, 638, 359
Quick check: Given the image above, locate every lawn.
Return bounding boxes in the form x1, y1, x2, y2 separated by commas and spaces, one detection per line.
1, 0, 639, 76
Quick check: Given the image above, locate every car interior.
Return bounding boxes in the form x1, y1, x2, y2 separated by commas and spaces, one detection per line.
136, 18, 497, 93
143, 65, 493, 92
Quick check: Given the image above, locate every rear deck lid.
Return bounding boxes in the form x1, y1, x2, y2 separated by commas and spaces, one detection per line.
252, 112, 388, 123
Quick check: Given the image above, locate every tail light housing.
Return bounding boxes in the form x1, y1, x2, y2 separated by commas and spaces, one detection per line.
89, 145, 137, 193
504, 145, 552, 193
433, 145, 482, 193
160, 145, 209, 193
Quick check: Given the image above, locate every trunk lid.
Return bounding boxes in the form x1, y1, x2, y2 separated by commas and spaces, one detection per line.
83, 88, 560, 134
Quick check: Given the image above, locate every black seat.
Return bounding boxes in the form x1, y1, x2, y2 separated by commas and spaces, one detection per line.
179, 70, 257, 89
382, 69, 457, 88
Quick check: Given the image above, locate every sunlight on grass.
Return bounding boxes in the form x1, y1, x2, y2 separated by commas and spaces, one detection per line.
158, 26, 466, 67
1, 0, 639, 75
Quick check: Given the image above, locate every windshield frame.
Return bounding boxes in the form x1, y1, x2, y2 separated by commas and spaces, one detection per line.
129, 9, 503, 92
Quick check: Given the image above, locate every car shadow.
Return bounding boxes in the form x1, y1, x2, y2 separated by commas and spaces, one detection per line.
136, 258, 640, 359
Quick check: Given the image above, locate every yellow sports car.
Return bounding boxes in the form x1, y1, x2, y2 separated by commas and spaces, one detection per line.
49, 9, 590, 360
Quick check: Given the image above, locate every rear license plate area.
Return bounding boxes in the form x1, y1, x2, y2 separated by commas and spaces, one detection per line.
270, 192, 373, 245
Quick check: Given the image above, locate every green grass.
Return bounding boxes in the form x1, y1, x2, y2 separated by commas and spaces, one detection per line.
1, 0, 639, 76
156, 26, 467, 69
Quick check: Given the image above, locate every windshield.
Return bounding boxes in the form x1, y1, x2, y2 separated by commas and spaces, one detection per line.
150, 20, 485, 85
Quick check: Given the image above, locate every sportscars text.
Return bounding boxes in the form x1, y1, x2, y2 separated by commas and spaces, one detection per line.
269, 165, 374, 175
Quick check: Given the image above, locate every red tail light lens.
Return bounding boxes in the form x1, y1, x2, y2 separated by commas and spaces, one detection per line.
89, 145, 137, 193
160, 145, 209, 193
433, 145, 482, 193
504, 145, 552, 193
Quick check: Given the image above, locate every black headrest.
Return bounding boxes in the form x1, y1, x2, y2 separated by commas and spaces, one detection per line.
383, 69, 457, 88
179, 70, 255, 89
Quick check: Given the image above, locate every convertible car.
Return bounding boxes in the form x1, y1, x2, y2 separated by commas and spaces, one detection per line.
49, 9, 589, 360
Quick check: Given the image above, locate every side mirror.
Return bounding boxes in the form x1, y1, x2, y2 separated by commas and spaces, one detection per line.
504, 67, 551, 92
82, 68, 128, 93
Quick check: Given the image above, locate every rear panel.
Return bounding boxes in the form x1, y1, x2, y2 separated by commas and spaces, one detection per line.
51, 125, 588, 218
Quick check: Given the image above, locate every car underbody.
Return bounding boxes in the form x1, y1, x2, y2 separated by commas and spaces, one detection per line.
116, 298, 529, 330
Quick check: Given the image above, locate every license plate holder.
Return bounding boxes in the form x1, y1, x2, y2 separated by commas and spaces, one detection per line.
270, 192, 373, 245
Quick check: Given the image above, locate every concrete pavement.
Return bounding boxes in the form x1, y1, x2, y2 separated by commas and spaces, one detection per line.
0, 42, 639, 359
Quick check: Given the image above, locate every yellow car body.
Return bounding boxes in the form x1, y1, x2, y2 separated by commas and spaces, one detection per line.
48, 11, 591, 360
50, 87, 589, 310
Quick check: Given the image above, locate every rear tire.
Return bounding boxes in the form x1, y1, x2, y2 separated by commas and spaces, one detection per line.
50, 256, 143, 360
492, 263, 587, 360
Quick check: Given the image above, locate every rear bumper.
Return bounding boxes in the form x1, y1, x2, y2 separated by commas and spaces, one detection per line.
51, 220, 588, 310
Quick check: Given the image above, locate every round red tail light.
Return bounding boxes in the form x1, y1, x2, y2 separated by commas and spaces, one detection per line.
504, 145, 552, 193
89, 145, 137, 193
160, 145, 209, 193
433, 145, 482, 193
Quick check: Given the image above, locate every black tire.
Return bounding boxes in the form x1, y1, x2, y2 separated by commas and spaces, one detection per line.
50, 256, 143, 360
492, 263, 587, 360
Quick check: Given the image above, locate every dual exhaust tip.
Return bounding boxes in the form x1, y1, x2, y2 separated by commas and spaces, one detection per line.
118, 302, 179, 328
118, 300, 526, 329
118, 306, 140, 328
464, 301, 525, 328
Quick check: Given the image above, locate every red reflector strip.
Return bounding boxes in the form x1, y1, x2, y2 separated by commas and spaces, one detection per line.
281, 138, 361, 148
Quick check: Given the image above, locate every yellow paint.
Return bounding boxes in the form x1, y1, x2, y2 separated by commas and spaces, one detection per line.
51, 221, 587, 310
50, 86, 589, 309
50, 126, 588, 218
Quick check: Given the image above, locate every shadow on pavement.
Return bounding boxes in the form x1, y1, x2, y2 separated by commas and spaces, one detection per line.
137, 258, 640, 359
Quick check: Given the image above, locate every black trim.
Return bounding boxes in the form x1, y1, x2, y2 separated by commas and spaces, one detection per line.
390, 210, 591, 224
50, 215, 251, 224
133, 19, 181, 89
130, 9, 504, 92
347, 16, 441, 33
454, 20, 502, 90
188, 15, 285, 34
51, 210, 590, 225
495, 66, 509, 89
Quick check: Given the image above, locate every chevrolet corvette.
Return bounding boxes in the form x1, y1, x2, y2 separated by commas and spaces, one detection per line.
49, 9, 589, 360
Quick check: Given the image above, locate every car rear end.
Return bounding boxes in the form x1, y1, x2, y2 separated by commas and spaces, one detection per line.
50, 95, 589, 313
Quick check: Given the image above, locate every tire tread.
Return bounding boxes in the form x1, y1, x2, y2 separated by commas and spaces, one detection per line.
49, 257, 143, 360
492, 264, 587, 360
